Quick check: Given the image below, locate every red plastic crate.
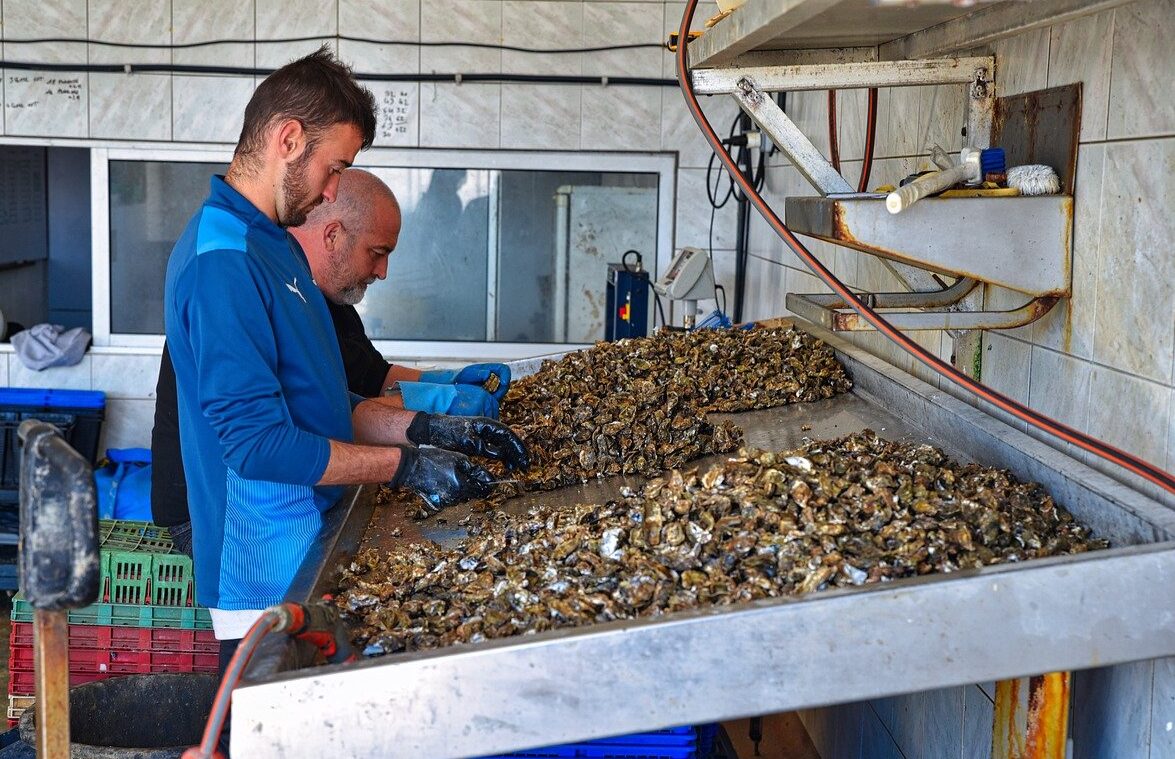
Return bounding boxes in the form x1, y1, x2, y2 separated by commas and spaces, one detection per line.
9, 622, 217, 654
10, 669, 109, 694
8, 644, 218, 675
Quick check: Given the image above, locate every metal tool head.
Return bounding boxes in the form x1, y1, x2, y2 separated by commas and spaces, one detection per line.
18, 420, 101, 611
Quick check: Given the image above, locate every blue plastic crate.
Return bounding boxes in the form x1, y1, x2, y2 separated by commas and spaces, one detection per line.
480, 747, 695, 759
0, 388, 106, 501
480, 727, 698, 759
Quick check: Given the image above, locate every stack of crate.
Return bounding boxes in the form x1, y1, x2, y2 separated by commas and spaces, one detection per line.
7, 520, 215, 725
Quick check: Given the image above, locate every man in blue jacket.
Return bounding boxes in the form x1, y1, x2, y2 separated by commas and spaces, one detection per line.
164, 49, 527, 657
152, 170, 511, 556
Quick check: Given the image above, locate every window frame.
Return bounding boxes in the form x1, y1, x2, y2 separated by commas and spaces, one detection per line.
90, 145, 678, 360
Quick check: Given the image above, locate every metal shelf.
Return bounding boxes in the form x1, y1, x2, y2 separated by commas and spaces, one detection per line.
785, 194, 1073, 297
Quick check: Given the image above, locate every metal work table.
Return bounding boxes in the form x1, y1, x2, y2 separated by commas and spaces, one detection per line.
233, 328, 1175, 758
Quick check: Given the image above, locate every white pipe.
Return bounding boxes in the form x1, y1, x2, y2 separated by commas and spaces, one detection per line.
886, 148, 982, 214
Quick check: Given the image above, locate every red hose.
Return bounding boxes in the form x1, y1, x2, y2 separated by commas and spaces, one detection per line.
675, 0, 1175, 495
827, 90, 840, 173
859, 88, 878, 192
182, 611, 281, 759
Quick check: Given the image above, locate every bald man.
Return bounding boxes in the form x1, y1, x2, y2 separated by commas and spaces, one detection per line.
288, 169, 508, 413
151, 169, 512, 555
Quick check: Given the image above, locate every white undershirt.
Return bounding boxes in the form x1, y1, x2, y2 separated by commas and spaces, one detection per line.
210, 608, 265, 640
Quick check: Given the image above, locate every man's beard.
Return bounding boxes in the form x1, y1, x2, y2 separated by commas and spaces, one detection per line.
333, 281, 368, 306
276, 152, 319, 228
326, 246, 373, 305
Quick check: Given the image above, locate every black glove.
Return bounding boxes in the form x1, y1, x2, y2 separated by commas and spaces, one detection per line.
389, 446, 496, 513
406, 413, 530, 471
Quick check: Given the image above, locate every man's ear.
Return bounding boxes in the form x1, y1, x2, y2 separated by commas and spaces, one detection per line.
323, 220, 343, 252
274, 119, 307, 162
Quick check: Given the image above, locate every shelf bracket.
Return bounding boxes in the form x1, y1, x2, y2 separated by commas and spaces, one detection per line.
786, 282, 1059, 332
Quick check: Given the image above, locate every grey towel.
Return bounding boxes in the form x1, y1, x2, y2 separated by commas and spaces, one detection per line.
11, 323, 91, 371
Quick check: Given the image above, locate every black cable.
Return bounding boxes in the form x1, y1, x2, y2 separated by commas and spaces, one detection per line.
3, 35, 665, 55
653, 293, 668, 330
0, 59, 677, 87
714, 284, 727, 316
622, 249, 643, 273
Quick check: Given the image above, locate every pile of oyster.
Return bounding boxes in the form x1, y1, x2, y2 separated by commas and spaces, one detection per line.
386, 327, 852, 516
339, 430, 1106, 655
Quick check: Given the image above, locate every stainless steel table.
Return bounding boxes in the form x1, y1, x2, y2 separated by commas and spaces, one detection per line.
233, 329, 1175, 758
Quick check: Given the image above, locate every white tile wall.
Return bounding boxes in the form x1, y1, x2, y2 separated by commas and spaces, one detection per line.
99, 398, 156, 450
88, 0, 171, 65
1087, 366, 1171, 468
3, 0, 87, 64
580, 85, 662, 151
1106, 0, 1175, 140
1028, 346, 1092, 434
255, 0, 338, 68
420, 0, 502, 74
1152, 657, 1175, 755
89, 73, 172, 140
418, 82, 501, 148
1047, 9, 1114, 142
1092, 138, 1175, 385
1073, 660, 1156, 759
89, 355, 161, 400
962, 686, 994, 759
583, 3, 663, 80
502, 1, 583, 77
8, 354, 92, 390
992, 27, 1051, 98
499, 84, 580, 150
337, 0, 420, 75
674, 166, 738, 250
171, 75, 256, 143
980, 334, 1032, 404
172, 0, 256, 68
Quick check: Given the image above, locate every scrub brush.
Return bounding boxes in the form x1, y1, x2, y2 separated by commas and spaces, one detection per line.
886, 147, 1006, 214
1007, 164, 1060, 196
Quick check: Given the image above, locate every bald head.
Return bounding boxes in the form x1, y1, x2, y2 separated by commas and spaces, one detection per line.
292, 168, 401, 305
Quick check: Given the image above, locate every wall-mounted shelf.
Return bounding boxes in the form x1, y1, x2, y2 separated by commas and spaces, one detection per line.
785, 194, 1073, 298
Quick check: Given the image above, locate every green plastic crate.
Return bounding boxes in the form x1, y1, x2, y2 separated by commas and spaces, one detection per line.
151, 554, 193, 607
97, 519, 173, 553
106, 551, 153, 605
11, 597, 212, 630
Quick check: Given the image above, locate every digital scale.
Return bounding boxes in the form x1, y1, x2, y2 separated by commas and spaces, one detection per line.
652, 247, 716, 329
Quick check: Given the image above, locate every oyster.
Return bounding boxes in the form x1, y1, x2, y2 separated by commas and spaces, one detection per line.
385, 327, 852, 518
338, 430, 1107, 655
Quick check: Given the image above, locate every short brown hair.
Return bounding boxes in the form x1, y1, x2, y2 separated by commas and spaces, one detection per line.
234, 46, 376, 167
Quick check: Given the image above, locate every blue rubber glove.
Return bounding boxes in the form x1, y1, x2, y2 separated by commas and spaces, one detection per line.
398, 381, 499, 419
418, 362, 511, 402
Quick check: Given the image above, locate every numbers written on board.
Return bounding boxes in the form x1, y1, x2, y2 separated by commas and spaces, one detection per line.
5, 74, 83, 110
378, 87, 416, 139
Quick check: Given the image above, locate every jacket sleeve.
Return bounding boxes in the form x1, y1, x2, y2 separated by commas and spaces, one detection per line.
186, 250, 331, 486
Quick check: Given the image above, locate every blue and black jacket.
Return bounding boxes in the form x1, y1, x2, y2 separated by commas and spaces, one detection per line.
164, 176, 359, 610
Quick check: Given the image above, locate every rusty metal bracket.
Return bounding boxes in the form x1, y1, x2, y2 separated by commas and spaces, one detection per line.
785, 283, 1058, 332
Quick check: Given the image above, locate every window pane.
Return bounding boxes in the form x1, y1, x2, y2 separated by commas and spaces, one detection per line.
359, 168, 491, 342
357, 166, 658, 343
109, 161, 227, 334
